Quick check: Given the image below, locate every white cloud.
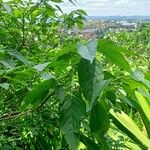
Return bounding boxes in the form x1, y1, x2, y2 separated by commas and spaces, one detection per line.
59, 0, 150, 16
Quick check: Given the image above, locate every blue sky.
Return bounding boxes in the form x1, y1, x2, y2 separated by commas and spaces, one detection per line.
59, 0, 150, 16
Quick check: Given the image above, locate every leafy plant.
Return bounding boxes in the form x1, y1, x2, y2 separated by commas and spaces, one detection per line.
0, 0, 150, 149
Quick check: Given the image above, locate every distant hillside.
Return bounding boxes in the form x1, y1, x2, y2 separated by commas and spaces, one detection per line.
86, 16, 150, 22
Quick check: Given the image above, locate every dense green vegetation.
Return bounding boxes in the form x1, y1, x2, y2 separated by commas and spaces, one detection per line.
0, 0, 150, 150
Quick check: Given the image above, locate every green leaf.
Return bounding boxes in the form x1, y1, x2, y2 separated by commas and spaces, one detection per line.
40, 72, 55, 80
80, 134, 100, 150
106, 91, 116, 104
123, 87, 150, 138
135, 91, 150, 120
125, 141, 142, 150
0, 83, 9, 90
77, 39, 98, 63
132, 70, 150, 89
50, 0, 63, 3
110, 109, 150, 149
55, 5, 64, 14
78, 59, 109, 107
35, 135, 52, 150
0, 48, 5, 57
60, 95, 86, 150
2, 3, 12, 14
98, 39, 131, 72
138, 87, 150, 99
132, 70, 145, 81
108, 126, 141, 150
142, 80, 150, 89
135, 91, 150, 137
33, 62, 50, 71
0, 58, 15, 69
76, 9, 87, 16
6, 49, 31, 65
92, 80, 110, 105
20, 79, 55, 111
52, 43, 79, 75
68, 0, 76, 5
89, 100, 109, 136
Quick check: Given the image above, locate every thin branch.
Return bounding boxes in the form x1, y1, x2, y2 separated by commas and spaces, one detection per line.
21, 13, 25, 48
0, 17, 19, 45
0, 110, 32, 121
0, 91, 55, 121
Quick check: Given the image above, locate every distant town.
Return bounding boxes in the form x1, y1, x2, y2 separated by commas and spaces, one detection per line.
86, 16, 150, 22
79, 16, 150, 39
